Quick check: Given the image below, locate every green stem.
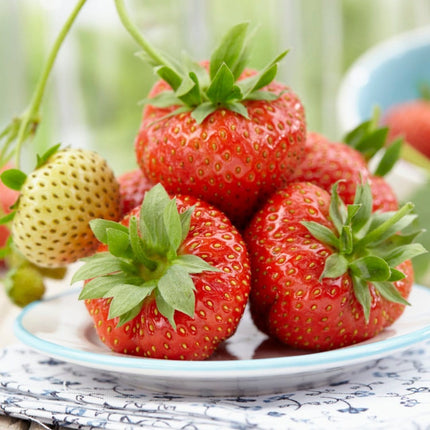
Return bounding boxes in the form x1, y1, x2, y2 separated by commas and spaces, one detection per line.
113, 0, 170, 68
14, 0, 88, 168
356, 202, 414, 248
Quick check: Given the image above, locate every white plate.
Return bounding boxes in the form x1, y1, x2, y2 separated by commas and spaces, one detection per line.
14, 284, 430, 396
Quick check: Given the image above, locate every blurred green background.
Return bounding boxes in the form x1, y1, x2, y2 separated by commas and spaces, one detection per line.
0, 0, 429, 282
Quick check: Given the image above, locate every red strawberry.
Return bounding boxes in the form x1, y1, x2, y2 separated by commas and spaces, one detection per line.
382, 99, 430, 159
244, 181, 425, 351
289, 130, 401, 213
117, 168, 154, 216
72, 183, 251, 360
369, 175, 398, 212
134, 23, 306, 228
288, 132, 369, 204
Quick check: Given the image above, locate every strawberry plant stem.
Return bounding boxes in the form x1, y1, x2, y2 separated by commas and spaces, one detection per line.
114, 0, 170, 68
14, 0, 87, 168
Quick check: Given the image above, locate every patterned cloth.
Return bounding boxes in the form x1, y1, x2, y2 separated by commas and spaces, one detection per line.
1, 343, 430, 430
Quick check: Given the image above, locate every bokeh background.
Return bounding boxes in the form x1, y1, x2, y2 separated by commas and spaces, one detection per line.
1, 0, 429, 282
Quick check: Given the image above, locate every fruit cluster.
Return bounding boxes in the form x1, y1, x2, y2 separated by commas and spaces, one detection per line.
0, 14, 427, 361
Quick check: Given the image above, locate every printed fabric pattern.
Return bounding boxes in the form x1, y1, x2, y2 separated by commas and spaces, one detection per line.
0, 342, 430, 430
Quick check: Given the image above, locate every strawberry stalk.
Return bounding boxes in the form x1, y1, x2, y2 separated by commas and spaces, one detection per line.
302, 181, 427, 321
0, 0, 87, 169
114, 0, 170, 69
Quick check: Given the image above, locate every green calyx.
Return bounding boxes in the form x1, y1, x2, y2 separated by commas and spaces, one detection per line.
343, 108, 403, 177
302, 182, 427, 322
114, 0, 287, 124
72, 183, 219, 329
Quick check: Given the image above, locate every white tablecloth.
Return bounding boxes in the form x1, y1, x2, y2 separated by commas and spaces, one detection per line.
1, 342, 430, 429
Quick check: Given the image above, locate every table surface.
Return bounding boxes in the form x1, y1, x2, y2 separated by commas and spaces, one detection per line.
0, 278, 68, 429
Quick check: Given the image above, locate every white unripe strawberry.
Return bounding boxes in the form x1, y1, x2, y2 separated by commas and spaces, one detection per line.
11, 147, 121, 268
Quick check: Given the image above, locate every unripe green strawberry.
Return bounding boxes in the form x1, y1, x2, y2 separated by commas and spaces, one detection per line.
9, 147, 121, 268
5, 261, 46, 307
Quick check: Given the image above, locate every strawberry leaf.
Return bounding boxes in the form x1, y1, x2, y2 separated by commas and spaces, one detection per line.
106, 282, 156, 321
129, 216, 157, 270
352, 275, 372, 322
349, 256, 391, 282
79, 273, 142, 300
343, 118, 387, 161
351, 183, 372, 235
158, 265, 195, 320
117, 304, 144, 327
1, 168, 27, 191
320, 253, 348, 279
0, 211, 16, 225
301, 221, 339, 248
206, 63, 242, 104
374, 137, 403, 177
155, 291, 176, 329
140, 91, 182, 108
90, 219, 129, 244
163, 197, 182, 258
225, 102, 249, 119
361, 204, 416, 246
192, 103, 218, 124
153, 64, 182, 92
71, 253, 134, 284
106, 228, 132, 259
329, 182, 348, 234
209, 22, 249, 81
388, 268, 406, 282
339, 225, 353, 255
176, 72, 202, 106
179, 207, 194, 242
36, 143, 61, 169
174, 254, 220, 274
139, 183, 171, 254
353, 127, 388, 160
372, 281, 410, 306
238, 51, 288, 97
382, 243, 427, 267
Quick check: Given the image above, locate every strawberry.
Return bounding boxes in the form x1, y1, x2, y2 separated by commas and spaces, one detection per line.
2, 146, 121, 268
289, 119, 402, 211
382, 99, 430, 159
369, 174, 399, 212
117, 168, 154, 217
72, 183, 251, 360
244, 181, 426, 351
288, 132, 370, 205
133, 23, 306, 228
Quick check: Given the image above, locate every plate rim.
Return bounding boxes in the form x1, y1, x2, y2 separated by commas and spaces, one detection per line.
14, 284, 430, 376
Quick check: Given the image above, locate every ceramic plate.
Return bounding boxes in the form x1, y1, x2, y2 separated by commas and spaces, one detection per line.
14, 284, 430, 396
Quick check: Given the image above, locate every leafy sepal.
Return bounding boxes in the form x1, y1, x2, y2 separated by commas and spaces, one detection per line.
73, 184, 219, 331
